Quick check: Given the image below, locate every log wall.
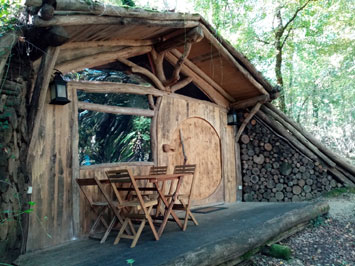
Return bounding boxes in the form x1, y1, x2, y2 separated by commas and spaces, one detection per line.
0, 47, 31, 261
239, 115, 342, 202
27, 87, 76, 251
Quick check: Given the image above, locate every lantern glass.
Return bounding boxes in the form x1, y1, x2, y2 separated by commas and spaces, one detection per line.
227, 109, 238, 125
50, 73, 70, 105
57, 83, 67, 98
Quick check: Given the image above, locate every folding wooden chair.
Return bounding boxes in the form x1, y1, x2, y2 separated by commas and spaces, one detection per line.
106, 169, 159, 248
170, 164, 199, 231
76, 178, 110, 240
149, 166, 167, 217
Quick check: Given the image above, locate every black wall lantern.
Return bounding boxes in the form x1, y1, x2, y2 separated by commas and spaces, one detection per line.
50, 72, 70, 105
227, 109, 238, 126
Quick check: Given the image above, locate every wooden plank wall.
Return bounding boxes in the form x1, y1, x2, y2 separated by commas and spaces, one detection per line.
78, 163, 153, 234
27, 88, 75, 251
157, 95, 237, 203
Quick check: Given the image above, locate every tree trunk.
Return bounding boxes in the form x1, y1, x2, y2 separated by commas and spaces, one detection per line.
275, 8, 286, 114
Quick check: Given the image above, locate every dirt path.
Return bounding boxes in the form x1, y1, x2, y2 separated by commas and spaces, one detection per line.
250, 191, 355, 266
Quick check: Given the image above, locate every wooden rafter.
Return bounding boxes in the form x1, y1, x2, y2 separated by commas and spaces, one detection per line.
230, 94, 269, 110
155, 26, 204, 53
56, 46, 152, 73
165, 52, 229, 107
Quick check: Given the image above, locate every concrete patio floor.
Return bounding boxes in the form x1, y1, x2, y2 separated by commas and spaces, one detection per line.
16, 201, 329, 266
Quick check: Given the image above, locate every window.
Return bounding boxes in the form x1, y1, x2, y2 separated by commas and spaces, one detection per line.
67, 69, 152, 165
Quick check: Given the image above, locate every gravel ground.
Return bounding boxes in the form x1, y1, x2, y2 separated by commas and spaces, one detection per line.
249, 192, 355, 266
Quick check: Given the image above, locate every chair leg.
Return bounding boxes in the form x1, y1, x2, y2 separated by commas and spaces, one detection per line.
100, 216, 116, 244
89, 206, 107, 235
114, 218, 130, 245
131, 219, 146, 248
181, 200, 198, 231
146, 205, 159, 241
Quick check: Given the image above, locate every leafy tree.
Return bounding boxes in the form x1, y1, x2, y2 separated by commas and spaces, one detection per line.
190, 0, 355, 163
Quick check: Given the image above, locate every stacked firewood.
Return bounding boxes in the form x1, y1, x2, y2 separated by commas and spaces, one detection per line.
240, 116, 342, 202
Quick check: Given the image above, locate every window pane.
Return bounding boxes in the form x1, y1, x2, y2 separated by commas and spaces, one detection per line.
78, 110, 151, 165
77, 91, 149, 109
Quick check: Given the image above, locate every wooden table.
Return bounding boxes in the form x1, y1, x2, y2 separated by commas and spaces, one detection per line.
90, 173, 185, 238
134, 174, 185, 237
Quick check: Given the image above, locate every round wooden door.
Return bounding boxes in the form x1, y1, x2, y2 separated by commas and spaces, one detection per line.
168, 117, 222, 201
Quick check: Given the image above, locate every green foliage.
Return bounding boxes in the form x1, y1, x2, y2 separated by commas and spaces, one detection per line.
189, 0, 355, 164
0, 0, 21, 34
310, 215, 326, 228
324, 187, 355, 198
122, 0, 135, 7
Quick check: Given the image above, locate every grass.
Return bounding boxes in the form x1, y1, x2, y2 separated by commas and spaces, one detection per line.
323, 187, 355, 198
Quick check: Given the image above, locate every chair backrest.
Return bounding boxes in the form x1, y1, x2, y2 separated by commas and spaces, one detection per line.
106, 169, 146, 208
76, 178, 101, 206
149, 166, 168, 176
173, 164, 196, 175
173, 164, 197, 199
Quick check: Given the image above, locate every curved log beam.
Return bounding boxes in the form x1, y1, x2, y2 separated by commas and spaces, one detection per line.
235, 102, 262, 141
116, 57, 166, 91
164, 42, 192, 86
171, 77, 193, 92
77, 101, 154, 117
56, 46, 151, 73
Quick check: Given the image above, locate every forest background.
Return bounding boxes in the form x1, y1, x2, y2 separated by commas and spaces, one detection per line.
1, 0, 354, 164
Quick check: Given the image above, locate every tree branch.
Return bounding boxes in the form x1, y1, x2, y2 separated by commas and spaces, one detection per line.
282, 0, 313, 32
281, 26, 293, 48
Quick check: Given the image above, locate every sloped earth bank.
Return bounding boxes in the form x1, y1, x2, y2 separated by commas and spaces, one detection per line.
249, 192, 355, 266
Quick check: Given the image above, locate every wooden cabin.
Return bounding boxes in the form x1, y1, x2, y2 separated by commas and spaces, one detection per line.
0, 0, 354, 258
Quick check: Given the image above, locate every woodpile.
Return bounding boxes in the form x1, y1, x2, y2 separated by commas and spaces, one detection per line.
240, 114, 343, 202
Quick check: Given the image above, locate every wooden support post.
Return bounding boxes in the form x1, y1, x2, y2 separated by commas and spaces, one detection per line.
28, 46, 60, 142
151, 97, 162, 164
236, 102, 262, 141
70, 87, 80, 236
235, 142, 243, 202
